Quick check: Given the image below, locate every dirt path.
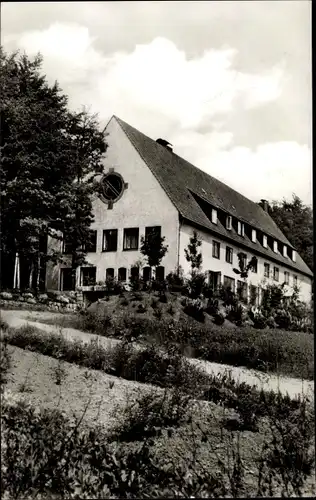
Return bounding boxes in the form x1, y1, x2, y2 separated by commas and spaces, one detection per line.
1, 308, 314, 400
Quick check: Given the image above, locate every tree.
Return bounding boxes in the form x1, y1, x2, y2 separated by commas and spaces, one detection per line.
184, 231, 202, 274
0, 48, 107, 291
233, 253, 258, 279
140, 229, 168, 280
267, 194, 313, 271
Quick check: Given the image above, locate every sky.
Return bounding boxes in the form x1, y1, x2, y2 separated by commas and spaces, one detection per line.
2, 1, 312, 205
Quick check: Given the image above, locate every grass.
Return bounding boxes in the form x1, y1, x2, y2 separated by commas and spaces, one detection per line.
38, 300, 314, 380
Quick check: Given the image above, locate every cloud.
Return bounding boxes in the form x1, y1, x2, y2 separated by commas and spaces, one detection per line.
4, 22, 311, 205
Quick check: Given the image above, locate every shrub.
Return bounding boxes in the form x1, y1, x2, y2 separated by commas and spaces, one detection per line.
214, 312, 225, 326
166, 266, 184, 289
274, 308, 292, 329
187, 272, 206, 299
252, 313, 267, 330
183, 297, 205, 323
109, 388, 192, 442
0, 339, 11, 386
205, 297, 219, 316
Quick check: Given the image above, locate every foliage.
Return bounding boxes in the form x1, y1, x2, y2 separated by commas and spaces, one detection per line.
184, 230, 202, 272
268, 194, 313, 271
182, 297, 205, 323
214, 312, 225, 326
109, 388, 192, 442
166, 266, 185, 289
0, 339, 11, 386
233, 253, 258, 279
140, 230, 168, 271
187, 271, 206, 299
0, 48, 107, 290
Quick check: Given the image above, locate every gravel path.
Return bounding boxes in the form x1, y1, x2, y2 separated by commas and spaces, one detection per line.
1, 308, 314, 400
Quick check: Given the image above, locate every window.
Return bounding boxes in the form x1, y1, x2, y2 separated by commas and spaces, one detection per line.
292, 250, 296, 262
223, 276, 235, 292
237, 221, 245, 237
83, 230, 97, 253
273, 240, 278, 253
103, 229, 118, 252
239, 252, 247, 268
211, 208, 217, 224
123, 228, 139, 250
226, 215, 232, 230
156, 266, 165, 281
237, 280, 248, 303
283, 245, 288, 257
143, 266, 152, 281
145, 226, 161, 239
118, 267, 127, 282
273, 266, 279, 281
264, 263, 270, 278
81, 267, 96, 286
293, 275, 298, 286
212, 241, 220, 259
106, 268, 115, 280
226, 246, 233, 264
251, 229, 257, 243
62, 235, 72, 254
263, 235, 268, 248
284, 271, 289, 285
251, 257, 258, 273
60, 268, 74, 291
130, 267, 139, 279
101, 172, 124, 202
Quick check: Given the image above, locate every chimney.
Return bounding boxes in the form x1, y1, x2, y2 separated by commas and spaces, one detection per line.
259, 199, 269, 213
156, 138, 173, 152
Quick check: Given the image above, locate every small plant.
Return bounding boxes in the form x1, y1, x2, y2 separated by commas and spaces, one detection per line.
153, 307, 163, 320
166, 304, 175, 316
18, 381, 33, 393
137, 303, 147, 314
51, 361, 68, 385
205, 297, 219, 316
120, 297, 129, 307
183, 297, 205, 323
151, 298, 159, 309
214, 312, 225, 325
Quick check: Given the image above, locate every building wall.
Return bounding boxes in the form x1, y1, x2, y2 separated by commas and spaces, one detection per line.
179, 223, 312, 304
47, 117, 179, 289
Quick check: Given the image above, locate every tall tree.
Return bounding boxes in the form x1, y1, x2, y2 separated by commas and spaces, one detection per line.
0, 48, 107, 291
267, 194, 313, 272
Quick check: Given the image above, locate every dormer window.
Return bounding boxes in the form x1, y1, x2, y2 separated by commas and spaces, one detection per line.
283, 245, 287, 258
211, 208, 217, 224
226, 215, 232, 230
251, 229, 257, 243
292, 250, 296, 262
273, 241, 278, 253
237, 221, 245, 236
263, 235, 268, 248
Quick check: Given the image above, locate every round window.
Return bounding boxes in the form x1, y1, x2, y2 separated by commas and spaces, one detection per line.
101, 173, 124, 202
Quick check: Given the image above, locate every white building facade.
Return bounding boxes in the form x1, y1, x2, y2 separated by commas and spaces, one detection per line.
46, 116, 313, 304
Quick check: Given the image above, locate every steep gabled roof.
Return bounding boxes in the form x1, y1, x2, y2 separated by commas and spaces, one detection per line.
112, 116, 312, 277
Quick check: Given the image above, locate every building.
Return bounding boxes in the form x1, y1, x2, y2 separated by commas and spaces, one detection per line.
46, 115, 313, 304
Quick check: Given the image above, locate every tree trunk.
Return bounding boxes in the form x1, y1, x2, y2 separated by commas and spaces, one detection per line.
28, 261, 34, 290
13, 252, 20, 290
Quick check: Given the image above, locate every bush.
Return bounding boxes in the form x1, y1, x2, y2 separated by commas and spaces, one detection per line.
205, 297, 219, 316
214, 312, 225, 326
186, 272, 206, 299
274, 308, 292, 329
183, 298, 205, 323
0, 339, 11, 386
110, 388, 192, 442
